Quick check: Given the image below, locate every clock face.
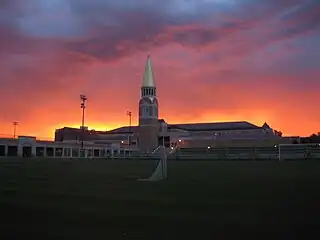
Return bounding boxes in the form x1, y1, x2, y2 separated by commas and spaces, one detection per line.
152, 98, 158, 105
139, 98, 149, 105
139, 97, 158, 105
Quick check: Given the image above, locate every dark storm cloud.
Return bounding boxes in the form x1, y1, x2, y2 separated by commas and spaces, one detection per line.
0, 0, 319, 136
58, 1, 247, 60
0, 0, 317, 102
63, 0, 319, 60
65, 6, 168, 60
0, 0, 318, 61
276, 0, 320, 40
0, 0, 19, 10
63, 0, 226, 60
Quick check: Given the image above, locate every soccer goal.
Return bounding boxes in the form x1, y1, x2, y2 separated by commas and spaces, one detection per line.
277, 143, 319, 161
138, 146, 167, 181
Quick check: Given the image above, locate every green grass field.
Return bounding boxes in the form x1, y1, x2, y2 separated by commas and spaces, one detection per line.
1, 159, 319, 239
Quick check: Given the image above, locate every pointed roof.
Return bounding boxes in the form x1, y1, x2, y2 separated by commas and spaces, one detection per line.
142, 54, 156, 87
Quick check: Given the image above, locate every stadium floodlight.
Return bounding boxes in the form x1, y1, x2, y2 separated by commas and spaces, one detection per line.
126, 111, 132, 156
80, 94, 87, 151
13, 121, 19, 139
277, 143, 313, 161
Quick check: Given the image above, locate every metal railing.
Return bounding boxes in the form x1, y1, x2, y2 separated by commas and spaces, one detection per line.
171, 144, 320, 161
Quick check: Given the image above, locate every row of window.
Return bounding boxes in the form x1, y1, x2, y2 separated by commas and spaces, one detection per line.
0, 145, 113, 157
142, 88, 156, 97
139, 105, 158, 117
189, 129, 271, 136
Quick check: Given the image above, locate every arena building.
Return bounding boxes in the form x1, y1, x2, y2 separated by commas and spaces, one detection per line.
55, 55, 284, 153
0, 136, 121, 158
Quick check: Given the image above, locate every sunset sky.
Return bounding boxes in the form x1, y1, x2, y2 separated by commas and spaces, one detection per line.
0, 0, 319, 139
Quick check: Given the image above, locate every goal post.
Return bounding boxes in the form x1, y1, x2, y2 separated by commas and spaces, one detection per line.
277, 143, 320, 161
138, 146, 167, 181
277, 144, 299, 161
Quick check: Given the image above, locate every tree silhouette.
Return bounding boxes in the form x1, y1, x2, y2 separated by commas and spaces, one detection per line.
300, 133, 320, 143
274, 130, 283, 137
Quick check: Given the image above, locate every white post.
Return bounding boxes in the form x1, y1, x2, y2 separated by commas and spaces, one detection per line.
17, 144, 23, 157
4, 145, 8, 157
128, 135, 131, 157
31, 145, 36, 157
138, 145, 167, 181
44, 147, 47, 157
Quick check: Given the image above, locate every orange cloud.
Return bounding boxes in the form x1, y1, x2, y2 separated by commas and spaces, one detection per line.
0, 48, 319, 139
0, 0, 319, 139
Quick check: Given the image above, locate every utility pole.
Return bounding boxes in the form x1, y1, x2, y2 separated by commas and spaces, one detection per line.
127, 111, 132, 156
13, 121, 18, 139
80, 95, 87, 152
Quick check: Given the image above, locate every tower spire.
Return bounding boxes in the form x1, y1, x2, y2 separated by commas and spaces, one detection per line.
138, 54, 159, 154
142, 54, 155, 87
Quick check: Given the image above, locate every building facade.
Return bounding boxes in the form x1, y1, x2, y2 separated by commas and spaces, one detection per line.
55, 55, 281, 150
0, 136, 121, 158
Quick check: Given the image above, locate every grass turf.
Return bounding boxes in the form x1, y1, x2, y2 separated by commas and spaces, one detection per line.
1, 159, 319, 239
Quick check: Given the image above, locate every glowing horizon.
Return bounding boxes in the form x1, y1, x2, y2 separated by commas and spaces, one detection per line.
0, 109, 308, 140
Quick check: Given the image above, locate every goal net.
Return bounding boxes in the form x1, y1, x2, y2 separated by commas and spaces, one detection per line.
277, 143, 320, 161
138, 146, 167, 181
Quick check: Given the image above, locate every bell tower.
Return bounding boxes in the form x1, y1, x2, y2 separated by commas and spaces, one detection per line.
138, 54, 159, 153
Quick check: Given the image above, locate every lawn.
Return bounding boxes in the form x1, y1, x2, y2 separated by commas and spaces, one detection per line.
1, 159, 319, 239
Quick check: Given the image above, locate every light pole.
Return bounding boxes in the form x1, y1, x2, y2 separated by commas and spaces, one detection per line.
127, 111, 132, 156
13, 121, 18, 139
80, 94, 87, 151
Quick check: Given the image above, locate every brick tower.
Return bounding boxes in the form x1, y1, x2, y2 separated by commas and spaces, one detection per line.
138, 54, 159, 154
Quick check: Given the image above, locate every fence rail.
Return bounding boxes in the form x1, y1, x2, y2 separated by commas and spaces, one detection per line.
1, 143, 320, 161
171, 144, 320, 161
